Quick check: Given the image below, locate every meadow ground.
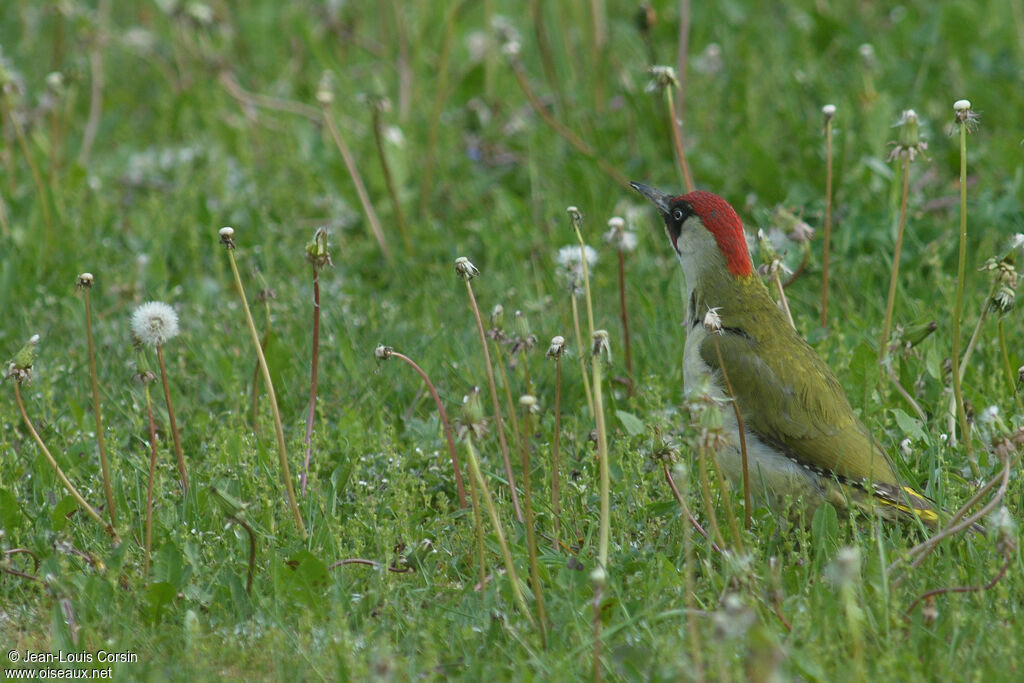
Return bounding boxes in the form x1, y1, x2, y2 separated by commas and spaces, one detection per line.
1, 1, 1022, 680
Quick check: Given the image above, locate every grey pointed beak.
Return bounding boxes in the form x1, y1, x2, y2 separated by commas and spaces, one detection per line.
630, 181, 674, 216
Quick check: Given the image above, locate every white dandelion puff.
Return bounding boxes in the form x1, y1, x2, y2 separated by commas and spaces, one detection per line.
131, 302, 180, 347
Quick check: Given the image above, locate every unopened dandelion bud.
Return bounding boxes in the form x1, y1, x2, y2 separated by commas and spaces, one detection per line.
900, 318, 938, 348
756, 229, 779, 266
489, 304, 504, 329
454, 256, 480, 281
897, 110, 921, 149
218, 226, 235, 249
5, 334, 41, 383
305, 227, 333, 269
76, 272, 94, 290
374, 344, 393, 361
461, 387, 485, 424
546, 335, 566, 359
888, 109, 928, 162
512, 310, 532, 338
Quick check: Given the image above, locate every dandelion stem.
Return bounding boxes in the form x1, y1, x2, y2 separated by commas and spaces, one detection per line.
225, 248, 307, 538
664, 86, 695, 192
5, 95, 53, 238
617, 250, 634, 395
551, 355, 563, 552
156, 345, 188, 496
710, 333, 752, 532
371, 102, 412, 253
464, 437, 535, 626
301, 264, 322, 496
508, 55, 630, 188
83, 287, 116, 526
664, 462, 721, 553
13, 382, 117, 541
517, 404, 548, 645
418, 0, 458, 215
321, 105, 393, 263
570, 294, 594, 415
773, 272, 795, 330
950, 114, 973, 471
142, 381, 158, 577
467, 465, 487, 602
389, 351, 466, 508
593, 355, 611, 569
821, 114, 835, 327
879, 155, 911, 364
463, 279, 523, 521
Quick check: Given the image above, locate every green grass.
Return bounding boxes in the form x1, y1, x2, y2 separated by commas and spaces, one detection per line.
1, 0, 1022, 679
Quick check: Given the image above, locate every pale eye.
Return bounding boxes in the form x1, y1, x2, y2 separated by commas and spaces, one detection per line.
672, 208, 684, 222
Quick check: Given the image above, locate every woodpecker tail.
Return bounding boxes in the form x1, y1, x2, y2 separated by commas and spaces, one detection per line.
873, 482, 984, 534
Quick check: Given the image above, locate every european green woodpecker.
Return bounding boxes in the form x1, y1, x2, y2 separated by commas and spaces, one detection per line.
632, 183, 938, 527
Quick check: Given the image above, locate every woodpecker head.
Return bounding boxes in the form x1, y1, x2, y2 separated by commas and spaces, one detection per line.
631, 182, 753, 279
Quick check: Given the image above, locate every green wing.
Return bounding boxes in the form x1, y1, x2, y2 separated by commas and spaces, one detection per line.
699, 313, 896, 487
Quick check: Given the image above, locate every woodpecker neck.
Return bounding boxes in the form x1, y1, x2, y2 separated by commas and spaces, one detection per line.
675, 219, 755, 325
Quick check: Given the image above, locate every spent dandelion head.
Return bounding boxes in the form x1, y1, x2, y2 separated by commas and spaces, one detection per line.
74, 273, 94, 294
888, 109, 927, 162
591, 329, 611, 363
703, 307, 723, 334
645, 65, 678, 93
566, 206, 584, 233
218, 226, 236, 250
518, 394, 540, 416
953, 98, 980, 131
604, 216, 638, 252
454, 256, 480, 281
546, 335, 567, 359
131, 302, 179, 348
822, 103, 837, 122
374, 344, 394, 362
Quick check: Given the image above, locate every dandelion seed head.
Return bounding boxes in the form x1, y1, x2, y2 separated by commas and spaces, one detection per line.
131, 302, 179, 347
822, 103, 836, 119
556, 244, 598, 269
